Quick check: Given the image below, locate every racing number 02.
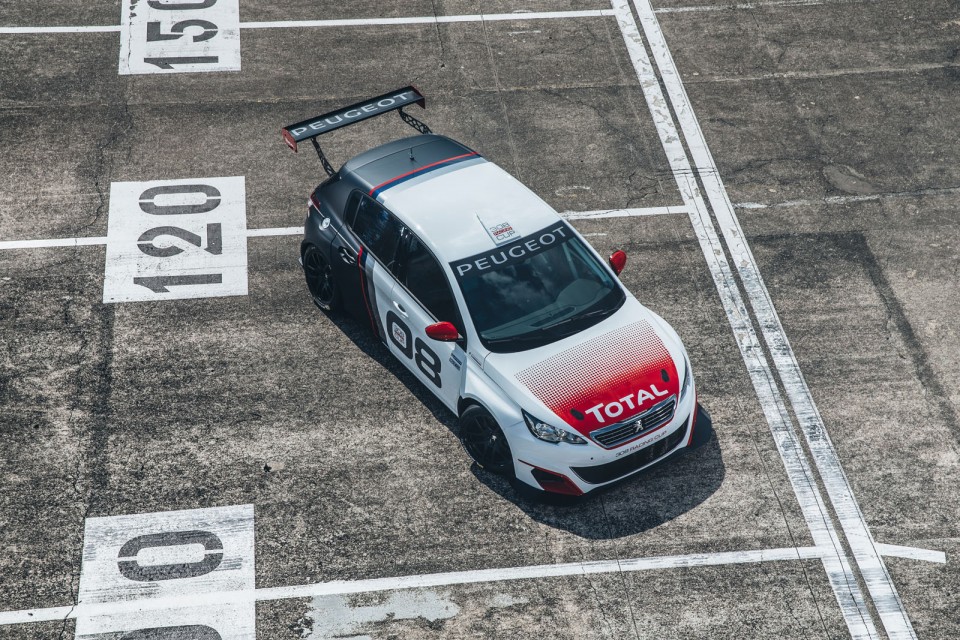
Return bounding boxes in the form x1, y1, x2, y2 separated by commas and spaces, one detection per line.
387, 312, 442, 388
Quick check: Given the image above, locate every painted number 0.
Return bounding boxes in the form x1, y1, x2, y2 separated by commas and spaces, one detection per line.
113, 529, 225, 639
118, 530, 223, 582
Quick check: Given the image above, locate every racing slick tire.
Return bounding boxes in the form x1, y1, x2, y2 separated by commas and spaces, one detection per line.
459, 405, 514, 477
302, 244, 340, 312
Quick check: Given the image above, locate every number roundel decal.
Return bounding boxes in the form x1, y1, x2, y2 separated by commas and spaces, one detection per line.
387, 311, 413, 359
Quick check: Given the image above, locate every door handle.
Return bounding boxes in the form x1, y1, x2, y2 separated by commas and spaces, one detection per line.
338, 246, 357, 264
393, 301, 408, 317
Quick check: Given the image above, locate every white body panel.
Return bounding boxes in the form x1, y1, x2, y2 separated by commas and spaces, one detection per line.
379, 161, 561, 264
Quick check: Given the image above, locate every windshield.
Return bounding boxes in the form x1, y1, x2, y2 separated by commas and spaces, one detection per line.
451, 222, 625, 353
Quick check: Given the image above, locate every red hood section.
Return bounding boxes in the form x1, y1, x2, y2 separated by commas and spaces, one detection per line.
515, 320, 679, 434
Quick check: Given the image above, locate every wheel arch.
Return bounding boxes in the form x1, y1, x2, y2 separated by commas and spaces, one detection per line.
460, 363, 524, 430
457, 396, 480, 418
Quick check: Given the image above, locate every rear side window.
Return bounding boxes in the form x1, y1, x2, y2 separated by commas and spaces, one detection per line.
403, 235, 462, 331
350, 195, 402, 270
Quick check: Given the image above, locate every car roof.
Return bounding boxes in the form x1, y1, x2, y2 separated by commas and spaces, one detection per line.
343, 135, 563, 264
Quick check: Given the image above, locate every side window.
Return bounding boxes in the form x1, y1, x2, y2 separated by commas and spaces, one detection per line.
349, 195, 402, 270
403, 235, 462, 331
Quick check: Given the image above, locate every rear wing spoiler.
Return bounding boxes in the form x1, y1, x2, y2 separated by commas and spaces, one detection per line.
281, 86, 431, 176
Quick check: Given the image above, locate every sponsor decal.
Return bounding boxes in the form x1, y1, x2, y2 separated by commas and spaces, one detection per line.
289, 91, 417, 139
614, 425, 671, 457
585, 384, 669, 425
515, 320, 679, 434
452, 222, 570, 278
448, 352, 463, 370
392, 323, 408, 350
486, 221, 517, 245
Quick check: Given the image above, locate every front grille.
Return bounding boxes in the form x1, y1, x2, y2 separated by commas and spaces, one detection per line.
572, 421, 687, 485
591, 395, 677, 448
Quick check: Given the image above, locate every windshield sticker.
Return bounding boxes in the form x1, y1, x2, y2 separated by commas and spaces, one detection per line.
452, 223, 571, 279
486, 221, 517, 245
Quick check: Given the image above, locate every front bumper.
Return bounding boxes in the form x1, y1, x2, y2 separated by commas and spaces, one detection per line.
509, 385, 698, 495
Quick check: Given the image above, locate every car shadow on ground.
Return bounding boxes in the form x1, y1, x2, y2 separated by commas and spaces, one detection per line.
472, 409, 724, 539
325, 311, 460, 429
327, 310, 725, 540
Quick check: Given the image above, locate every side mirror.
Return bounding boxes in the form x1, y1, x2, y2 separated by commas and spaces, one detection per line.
609, 250, 627, 275
425, 321, 460, 342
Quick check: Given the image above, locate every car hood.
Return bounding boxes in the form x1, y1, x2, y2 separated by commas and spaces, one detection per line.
481, 298, 684, 436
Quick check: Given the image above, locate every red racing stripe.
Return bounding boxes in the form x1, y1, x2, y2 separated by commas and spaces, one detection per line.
368, 152, 478, 198
356, 247, 379, 337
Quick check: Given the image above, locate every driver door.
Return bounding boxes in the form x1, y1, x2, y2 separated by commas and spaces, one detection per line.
384, 231, 465, 411
334, 193, 404, 339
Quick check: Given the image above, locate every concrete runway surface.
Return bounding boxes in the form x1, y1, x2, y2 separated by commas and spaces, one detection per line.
1, 0, 958, 638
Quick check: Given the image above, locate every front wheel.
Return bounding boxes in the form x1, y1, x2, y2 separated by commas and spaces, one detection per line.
459, 405, 514, 476
302, 244, 339, 312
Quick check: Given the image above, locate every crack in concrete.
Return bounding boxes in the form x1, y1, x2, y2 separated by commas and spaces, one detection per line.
83, 97, 134, 235
477, 14, 524, 183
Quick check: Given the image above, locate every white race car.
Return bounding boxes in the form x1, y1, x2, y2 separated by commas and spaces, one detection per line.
283, 87, 703, 496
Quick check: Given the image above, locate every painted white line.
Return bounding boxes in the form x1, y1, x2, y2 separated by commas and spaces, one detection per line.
0, 605, 75, 626
0, 11, 614, 35
240, 10, 615, 30
244, 226, 303, 237
610, 1, 878, 637
259, 546, 827, 600
0, 207, 686, 250
876, 544, 947, 565
700, 62, 960, 82
562, 205, 688, 220
0, 237, 108, 250
628, 0, 916, 636
0, 546, 825, 626
0, 1, 861, 38
0, 25, 119, 34
735, 186, 960, 210
654, 0, 825, 13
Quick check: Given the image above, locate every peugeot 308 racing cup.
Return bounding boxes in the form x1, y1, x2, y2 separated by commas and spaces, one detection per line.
282, 87, 702, 497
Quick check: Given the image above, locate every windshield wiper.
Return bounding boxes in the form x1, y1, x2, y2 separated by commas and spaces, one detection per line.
483, 333, 549, 347
541, 306, 611, 334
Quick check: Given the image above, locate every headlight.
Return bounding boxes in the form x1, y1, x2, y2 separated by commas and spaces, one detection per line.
679, 355, 693, 403
522, 410, 587, 445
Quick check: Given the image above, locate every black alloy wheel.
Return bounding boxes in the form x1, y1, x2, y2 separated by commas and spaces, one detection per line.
303, 244, 339, 311
459, 405, 514, 476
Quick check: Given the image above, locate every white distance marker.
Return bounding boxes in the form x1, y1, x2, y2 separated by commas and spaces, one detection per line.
103, 176, 248, 303
75, 505, 255, 639
119, 0, 241, 75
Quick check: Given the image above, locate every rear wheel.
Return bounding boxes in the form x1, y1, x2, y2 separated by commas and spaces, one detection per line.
303, 244, 339, 311
459, 405, 514, 476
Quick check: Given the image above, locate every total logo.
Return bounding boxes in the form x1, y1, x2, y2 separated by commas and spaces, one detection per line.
583, 384, 670, 424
